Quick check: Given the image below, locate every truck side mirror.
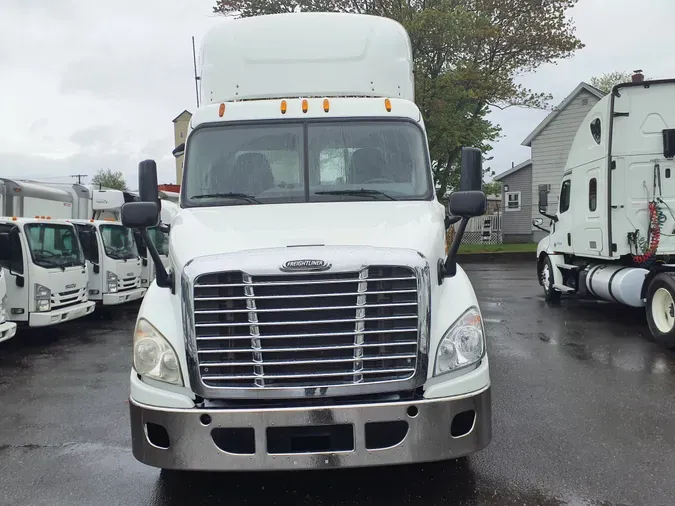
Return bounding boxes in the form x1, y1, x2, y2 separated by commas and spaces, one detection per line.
122, 202, 160, 229
172, 143, 185, 158
538, 188, 548, 213
448, 191, 487, 217
459, 147, 483, 191
139, 159, 160, 204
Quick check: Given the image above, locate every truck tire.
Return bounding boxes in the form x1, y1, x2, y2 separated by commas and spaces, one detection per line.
541, 256, 561, 303
646, 273, 675, 349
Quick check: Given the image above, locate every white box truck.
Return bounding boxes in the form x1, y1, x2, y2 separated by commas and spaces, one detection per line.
535, 74, 675, 348
66, 219, 146, 305
0, 269, 17, 343
121, 13, 491, 472
0, 217, 95, 327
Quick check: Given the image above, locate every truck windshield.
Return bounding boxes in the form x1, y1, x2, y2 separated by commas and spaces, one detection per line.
183, 120, 432, 207
24, 224, 84, 269
100, 225, 139, 260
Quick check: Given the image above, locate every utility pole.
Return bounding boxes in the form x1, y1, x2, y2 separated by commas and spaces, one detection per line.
70, 174, 88, 184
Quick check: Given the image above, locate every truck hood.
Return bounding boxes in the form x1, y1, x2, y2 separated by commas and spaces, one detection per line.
169, 201, 446, 273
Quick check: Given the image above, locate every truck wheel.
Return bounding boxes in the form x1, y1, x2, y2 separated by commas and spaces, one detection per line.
646, 273, 675, 349
541, 256, 561, 303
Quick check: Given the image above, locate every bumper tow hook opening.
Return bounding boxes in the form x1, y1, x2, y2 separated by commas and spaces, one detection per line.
451, 410, 476, 438
212, 428, 256, 455
406, 405, 419, 418
200, 414, 212, 426
365, 421, 409, 450
145, 422, 170, 450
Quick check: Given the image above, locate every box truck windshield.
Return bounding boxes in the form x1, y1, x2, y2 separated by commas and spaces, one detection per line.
100, 225, 138, 260
24, 223, 84, 269
183, 120, 432, 206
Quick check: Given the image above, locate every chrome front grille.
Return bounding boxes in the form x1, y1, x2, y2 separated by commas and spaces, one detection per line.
192, 266, 420, 390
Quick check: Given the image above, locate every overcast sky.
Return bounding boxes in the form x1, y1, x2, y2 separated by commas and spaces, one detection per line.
0, 0, 673, 189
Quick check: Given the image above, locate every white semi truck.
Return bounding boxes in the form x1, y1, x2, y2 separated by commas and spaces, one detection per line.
0, 269, 17, 343
121, 13, 491, 472
535, 74, 675, 348
0, 217, 95, 327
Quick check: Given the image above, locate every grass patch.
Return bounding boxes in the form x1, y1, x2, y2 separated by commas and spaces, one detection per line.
458, 243, 537, 254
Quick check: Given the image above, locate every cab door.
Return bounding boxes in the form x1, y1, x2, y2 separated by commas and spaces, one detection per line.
550, 175, 574, 253
572, 164, 605, 256
0, 225, 29, 321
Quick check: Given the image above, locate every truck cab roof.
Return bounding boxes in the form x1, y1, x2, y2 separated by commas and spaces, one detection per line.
199, 13, 414, 104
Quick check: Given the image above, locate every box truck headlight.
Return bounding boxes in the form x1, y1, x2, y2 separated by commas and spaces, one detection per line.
35, 284, 51, 312
133, 318, 183, 386
106, 271, 119, 293
434, 307, 485, 376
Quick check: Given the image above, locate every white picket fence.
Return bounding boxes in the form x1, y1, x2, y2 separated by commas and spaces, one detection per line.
451, 213, 503, 244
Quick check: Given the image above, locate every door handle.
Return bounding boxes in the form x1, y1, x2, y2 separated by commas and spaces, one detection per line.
567, 233, 571, 246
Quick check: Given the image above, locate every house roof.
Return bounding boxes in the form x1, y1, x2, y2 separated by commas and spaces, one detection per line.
521, 82, 605, 147
172, 110, 192, 123
493, 159, 532, 181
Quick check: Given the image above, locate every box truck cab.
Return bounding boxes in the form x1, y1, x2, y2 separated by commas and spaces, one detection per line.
0, 217, 95, 326
122, 13, 491, 472
66, 219, 146, 305
0, 269, 17, 343
535, 75, 675, 348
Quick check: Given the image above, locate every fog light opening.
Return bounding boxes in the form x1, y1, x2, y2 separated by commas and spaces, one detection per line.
200, 414, 212, 426
406, 405, 419, 418
145, 422, 170, 449
451, 410, 476, 438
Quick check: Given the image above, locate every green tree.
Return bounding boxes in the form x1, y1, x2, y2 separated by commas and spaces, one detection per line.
91, 168, 128, 191
213, 0, 583, 197
482, 180, 501, 197
589, 71, 635, 94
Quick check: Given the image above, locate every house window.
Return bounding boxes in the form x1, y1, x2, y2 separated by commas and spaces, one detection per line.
505, 191, 521, 211
589, 178, 597, 211
560, 179, 572, 213
590, 118, 601, 144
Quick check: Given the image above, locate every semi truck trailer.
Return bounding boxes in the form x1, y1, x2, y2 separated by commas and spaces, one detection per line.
122, 12, 491, 472
535, 74, 675, 348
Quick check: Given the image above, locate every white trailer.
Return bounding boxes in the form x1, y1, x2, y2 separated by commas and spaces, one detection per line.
535, 74, 675, 348
0, 217, 95, 327
0, 269, 17, 343
121, 13, 490, 473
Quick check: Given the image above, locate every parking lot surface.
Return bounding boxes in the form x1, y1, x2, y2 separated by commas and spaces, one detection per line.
1, 261, 673, 506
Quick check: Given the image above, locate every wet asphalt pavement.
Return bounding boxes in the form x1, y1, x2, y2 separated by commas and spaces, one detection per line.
1, 261, 674, 506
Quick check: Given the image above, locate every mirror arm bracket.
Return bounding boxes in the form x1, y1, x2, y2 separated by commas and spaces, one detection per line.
438, 216, 468, 284
533, 223, 550, 233
540, 211, 558, 223
139, 228, 174, 294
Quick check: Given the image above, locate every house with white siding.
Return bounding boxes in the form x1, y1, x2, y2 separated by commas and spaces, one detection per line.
495, 82, 606, 242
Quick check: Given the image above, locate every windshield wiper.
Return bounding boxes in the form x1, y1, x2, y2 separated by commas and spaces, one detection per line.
34, 258, 65, 271
314, 189, 397, 201
190, 193, 261, 204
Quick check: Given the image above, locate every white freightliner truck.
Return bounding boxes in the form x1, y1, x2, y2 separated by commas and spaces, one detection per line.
0, 269, 17, 343
0, 217, 95, 327
535, 74, 675, 348
121, 13, 491, 472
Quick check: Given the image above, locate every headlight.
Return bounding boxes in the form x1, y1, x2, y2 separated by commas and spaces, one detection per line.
107, 271, 119, 293
434, 307, 485, 376
35, 284, 51, 312
133, 318, 183, 386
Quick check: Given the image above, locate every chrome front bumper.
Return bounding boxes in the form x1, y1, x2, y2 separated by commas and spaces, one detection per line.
130, 386, 491, 471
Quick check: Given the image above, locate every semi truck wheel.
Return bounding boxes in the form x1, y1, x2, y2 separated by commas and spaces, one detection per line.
541, 256, 561, 303
646, 273, 675, 349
